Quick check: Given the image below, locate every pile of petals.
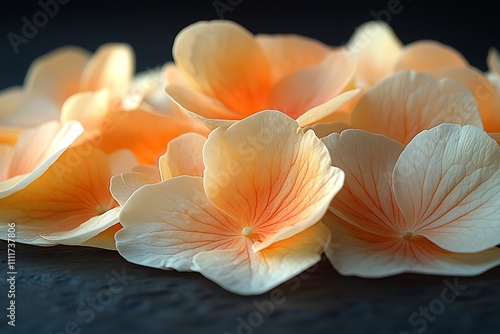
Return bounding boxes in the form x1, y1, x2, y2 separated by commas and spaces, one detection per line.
1, 19, 499, 296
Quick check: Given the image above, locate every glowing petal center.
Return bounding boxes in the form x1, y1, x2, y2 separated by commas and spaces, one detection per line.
242, 227, 253, 237
402, 231, 413, 240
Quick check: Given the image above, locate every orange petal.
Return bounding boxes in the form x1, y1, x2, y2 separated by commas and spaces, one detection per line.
487, 47, 500, 75
41, 207, 120, 248
347, 20, 402, 88
159, 132, 206, 179
116, 176, 242, 271
394, 40, 468, 72
0, 121, 83, 198
202, 110, 344, 250
0, 146, 119, 246
431, 66, 500, 132
0, 145, 14, 181
81, 223, 122, 250
110, 172, 159, 207
322, 129, 406, 236
0, 87, 59, 127
393, 124, 500, 253
267, 49, 355, 119
80, 43, 135, 97
295, 88, 361, 127
166, 84, 240, 120
324, 212, 500, 277
256, 33, 332, 82
193, 222, 330, 295
24, 46, 91, 106
350, 70, 483, 144
173, 20, 272, 116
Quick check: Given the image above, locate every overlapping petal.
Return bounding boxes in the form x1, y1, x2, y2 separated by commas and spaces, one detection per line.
117, 110, 341, 294
322, 124, 500, 277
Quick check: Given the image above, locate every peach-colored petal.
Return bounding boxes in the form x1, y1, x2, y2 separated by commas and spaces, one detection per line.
487, 47, 500, 75
193, 222, 330, 295
60, 89, 109, 129
41, 207, 120, 248
159, 132, 206, 179
81, 223, 122, 250
350, 70, 483, 144
324, 212, 500, 277
0, 145, 14, 181
322, 129, 406, 236
62, 89, 207, 165
110, 172, 159, 207
0, 127, 21, 146
256, 33, 332, 81
0, 88, 59, 127
307, 120, 352, 139
431, 66, 500, 132
131, 164, 161, 180
393, 124, 500, 253
0, 121, 83, 198
173, 20, 272, 116
295, 88, 361, 127
347, 20, 403, 88
394, 40, 468, 72
490, 132, 500, 145
107, 149, 138, 177
166, 84, 240, 120
202, 110, 344, 250
267, 50, 355, 119
0, 146, 119, 246
25, 46, 91, 106
116, 176, 241, 271
80, 43, 134, 96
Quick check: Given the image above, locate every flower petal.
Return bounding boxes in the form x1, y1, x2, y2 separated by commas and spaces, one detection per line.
0, 121, 83, 198
431, 66, 500, 133
393, 123, 500, 253
324, 212, 500, 277
165, 84, 240, 120
394, 40, 468, 72
295, 88, 361, 127
322, 129, 406, 236
267, 50, 355, 119
173, 20, 272, 116
41, 207, 120, 248
80, 43, 135, 96
202, 110, 344, 250
192, 222, 330, 295
110, 172, 158, 207
24, 46, 91, 106
0, 146, 118, 246
116, 176, 242, 271
81, 223, 122, 250
159, 132, 206, 179
347, 20, 402, 88
0, 88, 59, 127
350, 70, 483, 144
487, 47, 500, 75
256, 33, 332, 81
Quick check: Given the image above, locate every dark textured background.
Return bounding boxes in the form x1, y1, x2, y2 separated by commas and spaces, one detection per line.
1, 1, 500, 333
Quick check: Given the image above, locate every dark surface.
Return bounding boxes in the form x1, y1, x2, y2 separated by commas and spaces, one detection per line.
1, 240, 500, 334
